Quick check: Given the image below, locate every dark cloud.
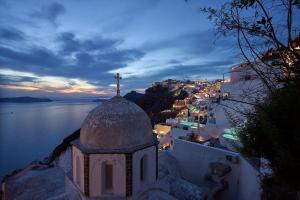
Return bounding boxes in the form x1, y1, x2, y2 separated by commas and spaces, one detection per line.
141, 29, 238, 58
57, 32, 120, 54
56, 32, 79, 53
95, 49, 144, 64
0, 26, 235, 92
0, 0, 240, 96
142, 29, 217, 55
159, 61, 234, 77
30, 2, 66, 25
0, 46, 64, 71
0, 74, 38, 84
0, 27, 25, 41
0, 31, 145, 86
75, 52, 94, 66
168, 59, 182, 64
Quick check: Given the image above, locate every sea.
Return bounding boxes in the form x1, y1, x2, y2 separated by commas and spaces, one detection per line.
0, 100, 99, 180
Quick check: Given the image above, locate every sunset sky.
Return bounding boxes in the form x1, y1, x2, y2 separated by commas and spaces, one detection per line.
0, 0, 239, 98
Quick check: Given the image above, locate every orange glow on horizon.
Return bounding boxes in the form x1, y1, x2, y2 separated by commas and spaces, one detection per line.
0, 69, 114, 95
0, 84, 112, 95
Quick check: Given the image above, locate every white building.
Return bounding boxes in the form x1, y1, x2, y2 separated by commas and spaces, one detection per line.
171, 138, 261, 200
2, 76, 263, 200
71, 96, 158, 199
2, 95, 262, 200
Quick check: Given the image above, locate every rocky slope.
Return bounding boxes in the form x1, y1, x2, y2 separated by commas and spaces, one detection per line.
124, 84, 188, 125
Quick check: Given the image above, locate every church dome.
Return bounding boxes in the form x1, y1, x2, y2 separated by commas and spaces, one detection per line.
80, 96, 156, 149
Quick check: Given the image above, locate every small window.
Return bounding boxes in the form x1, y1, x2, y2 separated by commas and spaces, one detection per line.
104, 163, 113, 190
223, 92, 230, 100
140, 156, 147, 182
245, 74, 251, 80
76, 156, 81, 186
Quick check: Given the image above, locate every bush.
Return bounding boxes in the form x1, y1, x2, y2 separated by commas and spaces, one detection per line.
237, 81, 300, 199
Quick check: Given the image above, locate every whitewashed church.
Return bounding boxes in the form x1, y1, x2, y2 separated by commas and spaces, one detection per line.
2, 73, 262, 200
71, 74, 158, 199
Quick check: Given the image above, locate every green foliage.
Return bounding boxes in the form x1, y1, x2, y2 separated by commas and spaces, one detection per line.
237, 81, 300, 199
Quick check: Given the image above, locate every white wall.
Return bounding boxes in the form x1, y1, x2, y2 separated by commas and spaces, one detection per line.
72, 145, 157, 199
132, 146, 157, 195
171, 139, 261, 200
89, 153, 126, 198
170, 128, 190, 140
72, 146, 85, 193
230, 64, 257, 83
237, 157, 261, 200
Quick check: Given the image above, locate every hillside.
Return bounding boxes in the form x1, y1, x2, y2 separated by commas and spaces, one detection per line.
124, 84, 188, 125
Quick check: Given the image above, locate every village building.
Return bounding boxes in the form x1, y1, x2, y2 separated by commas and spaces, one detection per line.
71, 95, 158, 198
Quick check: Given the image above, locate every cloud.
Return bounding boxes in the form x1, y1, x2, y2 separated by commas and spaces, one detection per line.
0, 74, 38, 84
56, 32, 120, 54
109, 59, 235, 92
106, 28, 237, 88
75, 52, 94, 66
0, 1, 239, 97
0, 26, 236, 96
0, 27, 25, 41
30, 2, 66, 25
0, 46, 65, 71
141, 29, 217, 55
0, 68, 112, 95
95, 49, 145, 64
56, 32, 144, 64
155, 61, 234, 78
0, 30, 145, 88
168, 59, 181, 64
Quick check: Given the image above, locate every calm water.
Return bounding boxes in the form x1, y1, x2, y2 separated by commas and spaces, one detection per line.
0, 101, 99, 180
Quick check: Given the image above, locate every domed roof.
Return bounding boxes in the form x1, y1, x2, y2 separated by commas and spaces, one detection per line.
80, 96, 156, 149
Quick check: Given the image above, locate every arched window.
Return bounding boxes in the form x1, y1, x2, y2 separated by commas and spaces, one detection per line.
102, 162, 113, 193
76, 156, 81, 186
140, 155, 147, 182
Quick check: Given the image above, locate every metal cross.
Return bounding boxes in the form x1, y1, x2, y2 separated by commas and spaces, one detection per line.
114, 73, 122, 96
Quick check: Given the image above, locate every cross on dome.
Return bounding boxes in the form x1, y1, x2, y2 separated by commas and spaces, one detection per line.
114, 73, 122, 96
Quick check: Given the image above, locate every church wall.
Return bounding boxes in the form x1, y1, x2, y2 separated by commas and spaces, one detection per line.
72, 145, 85, 193
89, 153, 126, 198
132, 145, 156, 195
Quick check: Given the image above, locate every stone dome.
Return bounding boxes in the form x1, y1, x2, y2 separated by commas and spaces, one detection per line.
80, 96, 156, 149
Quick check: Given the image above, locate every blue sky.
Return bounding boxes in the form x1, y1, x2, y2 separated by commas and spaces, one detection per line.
0, 0, 239, 98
